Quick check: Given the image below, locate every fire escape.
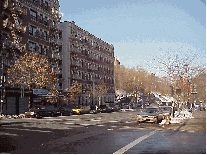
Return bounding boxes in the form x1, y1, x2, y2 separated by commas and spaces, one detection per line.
49, 10, 63, 92
1, 0, 27, 113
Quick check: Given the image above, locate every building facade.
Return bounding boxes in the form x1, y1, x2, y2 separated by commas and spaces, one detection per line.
0, 0, 62, 115
59, 21, 115, 106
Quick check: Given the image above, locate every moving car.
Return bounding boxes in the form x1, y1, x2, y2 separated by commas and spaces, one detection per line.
159, 106, 172, 116
25, 105, 61, 118
72, 106, 90, 114
136, 106, 163, 123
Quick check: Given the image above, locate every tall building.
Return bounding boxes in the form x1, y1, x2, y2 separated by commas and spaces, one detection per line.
0, 0, 62, 115
59, 21, 115, 106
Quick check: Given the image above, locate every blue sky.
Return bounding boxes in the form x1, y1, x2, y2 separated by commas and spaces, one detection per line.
59, 0, 206, 76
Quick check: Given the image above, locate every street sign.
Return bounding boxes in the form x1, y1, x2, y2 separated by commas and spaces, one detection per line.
33, 89, 49, 95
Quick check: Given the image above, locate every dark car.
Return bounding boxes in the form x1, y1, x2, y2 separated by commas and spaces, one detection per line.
113, 105, 121, 112
35, 105, 60, 118
98, 105, 113, 113
59, 107, 73, 116
136, 106, 163, 123
90, 105, 98, 114
106, 106, 113, 113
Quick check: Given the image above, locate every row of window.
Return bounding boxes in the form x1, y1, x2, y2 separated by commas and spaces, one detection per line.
71, 30, 113, 53
71, 58, 113, 75
69, 92, 114, 103
71, 70, 114, 85
30, 0, 48, 10
30, 10, 49, 26
29, 25, 47, 40
28, 41, 47, 55
71, 44, 113, 65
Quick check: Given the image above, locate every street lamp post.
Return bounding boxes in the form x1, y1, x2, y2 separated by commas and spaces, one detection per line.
1, 42, 6, 114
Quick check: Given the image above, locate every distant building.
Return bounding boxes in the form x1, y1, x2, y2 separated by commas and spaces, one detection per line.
59, 21, 115, 106
0, 0, 62, 115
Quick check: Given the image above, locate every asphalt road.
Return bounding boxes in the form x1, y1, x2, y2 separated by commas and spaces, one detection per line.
0, 109, 205, 154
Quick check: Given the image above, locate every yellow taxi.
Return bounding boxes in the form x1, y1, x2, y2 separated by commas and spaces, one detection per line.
72, 106, 90, 114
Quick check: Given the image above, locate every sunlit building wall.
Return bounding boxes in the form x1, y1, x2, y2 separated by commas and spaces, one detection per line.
59, 21, 115, 106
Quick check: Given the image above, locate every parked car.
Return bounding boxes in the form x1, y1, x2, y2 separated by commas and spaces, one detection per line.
72, 106, 90, 114
25, 107, 38, 118
122, 105, 129, 109
98, 105, 113, 113
113, 105, 121, 112
59, 107, 73, 116
106, 106, 113, 113
136, 106, 163, 123
89, 109, 98, 114
37, 105, 61, 117
90, 105, 98, 114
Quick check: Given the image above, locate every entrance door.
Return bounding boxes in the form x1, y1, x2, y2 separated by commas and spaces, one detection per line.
19, 97, 29, 114
7, 97, 16, 115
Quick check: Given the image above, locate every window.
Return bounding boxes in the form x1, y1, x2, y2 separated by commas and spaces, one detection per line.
30, 10, 37, 21
52, 21, 55, 26
59, 45, 62, 52
30, 0, 37, 4
40, 0, 43, 6
45, 1, 48, 10
71, 44, 74, 51
52, 64, 54, 72
43, 46, 47, 55
44, 17, 47, 25
39, 45, 42, 54
39, 29, 42, 38
44, 31, 47, 40
59, 31, 62, 39
40, 14, 43, 23
29, 26, 36, 37
29, 42, 36, 52
2, 33, 7, 40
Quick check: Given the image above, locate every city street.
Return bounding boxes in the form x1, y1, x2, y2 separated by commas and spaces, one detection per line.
0, 109, 205, 154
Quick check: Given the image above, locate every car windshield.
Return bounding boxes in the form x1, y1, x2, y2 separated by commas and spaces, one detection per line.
143, 108, 158, 113
41, 106, 56, 110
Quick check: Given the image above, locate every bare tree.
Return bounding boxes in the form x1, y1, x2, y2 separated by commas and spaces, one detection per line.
65, 81, 83, 104
7, 52, 58, 109
87, 80, 107, 106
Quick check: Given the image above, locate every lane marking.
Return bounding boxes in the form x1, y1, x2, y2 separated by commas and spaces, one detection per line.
97, 124, 105, 126
110, 120, 118, 123
3, 128, 52, 133
113, 130, 156, 154
0, 132, 19, 136
66, 118, 80, 121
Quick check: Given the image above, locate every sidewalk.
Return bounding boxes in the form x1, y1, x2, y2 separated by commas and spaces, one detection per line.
178, 110, 206, 133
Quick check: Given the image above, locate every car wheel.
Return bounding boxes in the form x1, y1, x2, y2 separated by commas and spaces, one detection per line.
37, 113, 41, 118
51, 112, 54, 117
154, 117, 158, 124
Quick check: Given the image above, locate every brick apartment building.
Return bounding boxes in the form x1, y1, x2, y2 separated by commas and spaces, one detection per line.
0, 0, 62, 115
59, 21, 115, 107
